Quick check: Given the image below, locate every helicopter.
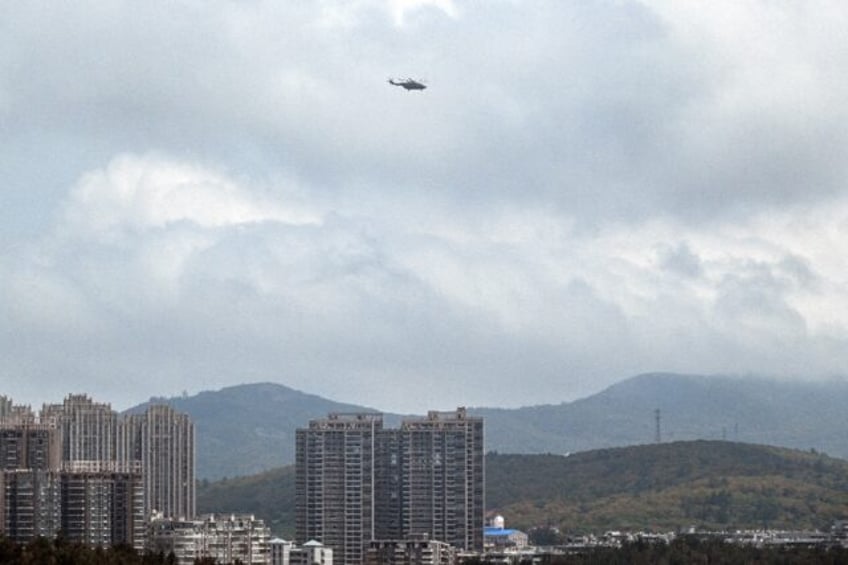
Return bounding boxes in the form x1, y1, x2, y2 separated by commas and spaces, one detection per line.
388, 77, 427, 91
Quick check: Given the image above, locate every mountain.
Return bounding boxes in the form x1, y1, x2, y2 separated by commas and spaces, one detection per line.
128, 382, 377, 479
475, 372, 848, 457
197, 441, 848, 536
130, 373, 848, 479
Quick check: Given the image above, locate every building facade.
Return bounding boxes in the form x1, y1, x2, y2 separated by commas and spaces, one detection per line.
399, 410, 484, 552
0, 421, 61, 471
0, 469, 61, 542
296, 413, 382, 565
296, 409, 483, 564
42, 395, 120, 462
149, 513, 271, 565
0, 393, 193, 548
124, 405, 196, 519
365, 536, 457, 565
60, 461, 146, 550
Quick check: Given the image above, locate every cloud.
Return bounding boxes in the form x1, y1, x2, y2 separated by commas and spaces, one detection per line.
62, 154, 318, 235
3, 2, 848, 411
3, 151, 848, 411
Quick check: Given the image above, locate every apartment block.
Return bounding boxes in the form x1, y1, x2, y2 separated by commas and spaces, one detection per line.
0, 393, 194, 548
0, 469, 61, 542
296, 408, 483, 565
0, 422, 61, 471
399, 409, 484, 552
124, 405, 196, 519
60, 461, 146, 550
42, 394, 119, 462
296, 413, 382, 565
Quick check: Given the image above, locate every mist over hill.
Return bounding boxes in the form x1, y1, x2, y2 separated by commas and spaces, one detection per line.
130, 373, 848, 479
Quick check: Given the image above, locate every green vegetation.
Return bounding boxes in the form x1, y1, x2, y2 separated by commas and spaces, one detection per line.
197, 441, 848, 536
487, 441, 848, 533
467, 536, 848, 564
197, 465, 296, 537
0, 536, 175, 564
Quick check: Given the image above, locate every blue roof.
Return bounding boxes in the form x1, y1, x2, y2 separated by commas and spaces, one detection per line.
484, 527, 521, 536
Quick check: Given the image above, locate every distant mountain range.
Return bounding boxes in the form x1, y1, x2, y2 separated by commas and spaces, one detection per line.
129, 373, 848, 480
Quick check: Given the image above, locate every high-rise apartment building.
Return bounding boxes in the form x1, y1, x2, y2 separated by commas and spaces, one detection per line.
296, 409, 483, 565
0, 469, 61, 542
399, 409, 484, 552
0, 422, 61, 471
124, 404, 195, 519
0, 393, 194, 548
41, 395, 195, 520
42, 395, 120, 462
296, 413, 382, 565
60, 461, 146, 550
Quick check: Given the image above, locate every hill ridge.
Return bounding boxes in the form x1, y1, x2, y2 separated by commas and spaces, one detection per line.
127, 373, 848, 479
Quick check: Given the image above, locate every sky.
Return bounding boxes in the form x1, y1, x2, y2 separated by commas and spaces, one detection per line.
2, 0, 848, 413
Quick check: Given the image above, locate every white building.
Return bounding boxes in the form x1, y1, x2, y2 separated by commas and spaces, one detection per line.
272, 539, 333, 565
149, 513, 270, 565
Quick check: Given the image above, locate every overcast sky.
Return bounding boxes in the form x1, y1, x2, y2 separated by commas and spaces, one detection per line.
2, 0, 848, 412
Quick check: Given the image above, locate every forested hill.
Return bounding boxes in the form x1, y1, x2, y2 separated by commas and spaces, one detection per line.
197, 440, 848, 537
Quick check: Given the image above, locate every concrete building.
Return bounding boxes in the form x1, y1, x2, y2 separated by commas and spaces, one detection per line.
0, 393, 194, 548
0, 463, 145, 549
0, 397, 34, 423
271, 538, 335, 565
296, 408, 484, 564
296, 413, 382, 565
0, 469, 61, 542
290, 540, 334, 565
42, 394, 120, 462
60, 461, 146, 550
399, 409, 484, 552
270, 537, 293, 565
0, 421, 61, 471
365, 536, 457, 565
149, 513, 271, 565
124, 404, 196, 519
40, 394, 196, 520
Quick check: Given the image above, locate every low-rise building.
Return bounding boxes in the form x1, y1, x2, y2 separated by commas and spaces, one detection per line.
149, 513, 270, 564
288, 539, 333, 565
366, 536, 456, 565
